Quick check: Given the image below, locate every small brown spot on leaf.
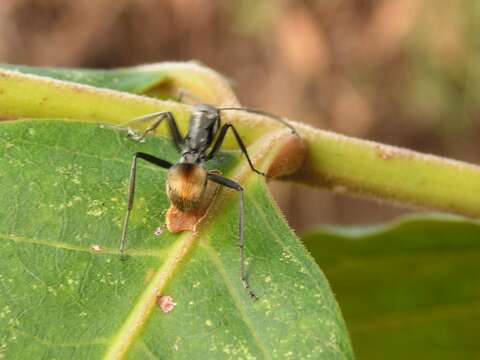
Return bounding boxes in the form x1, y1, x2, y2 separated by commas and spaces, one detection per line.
157, 295, 176, 314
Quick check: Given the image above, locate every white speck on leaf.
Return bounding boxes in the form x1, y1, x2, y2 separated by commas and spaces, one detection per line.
90, 244, 102, 252
174, 337, 180, 351
86, 208, 103, 217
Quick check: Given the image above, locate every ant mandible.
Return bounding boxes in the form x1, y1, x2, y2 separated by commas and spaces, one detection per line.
120, 103, 298, 299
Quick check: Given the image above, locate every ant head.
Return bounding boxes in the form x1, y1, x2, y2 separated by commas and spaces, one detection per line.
192, 103, 221, 136
193, 104, 220, 120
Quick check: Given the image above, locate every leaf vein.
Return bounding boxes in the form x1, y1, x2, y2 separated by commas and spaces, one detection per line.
202, 242, 271, 359
0, 233, 163, 257
12, 328, 108, 348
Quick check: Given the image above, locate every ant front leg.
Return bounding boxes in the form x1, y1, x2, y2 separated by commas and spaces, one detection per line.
120, 152, 173, 258
208, 172, 258, 300
206, 123, 266, 177
126, 112, 184, 152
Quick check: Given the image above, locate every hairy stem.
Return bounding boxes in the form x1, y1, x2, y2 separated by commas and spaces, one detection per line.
0, 67, 479, 218
290, 123, 480, 217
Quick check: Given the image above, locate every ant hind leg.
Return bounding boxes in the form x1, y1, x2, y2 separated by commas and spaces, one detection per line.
120, 152, 173, 258
208, 172, 258, 300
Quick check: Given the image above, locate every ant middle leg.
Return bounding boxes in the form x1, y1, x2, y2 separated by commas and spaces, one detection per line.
206, 123, 266, 177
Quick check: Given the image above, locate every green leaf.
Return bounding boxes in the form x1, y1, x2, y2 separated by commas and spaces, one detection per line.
0, 63, 170, 95
0, 120, 353, 359
302, 215, 480, 360
0, 63, 239, 105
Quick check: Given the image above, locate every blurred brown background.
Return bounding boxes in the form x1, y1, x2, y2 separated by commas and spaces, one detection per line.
1, 0, 478, 232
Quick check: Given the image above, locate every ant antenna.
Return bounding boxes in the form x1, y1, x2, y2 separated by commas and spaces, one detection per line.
175, 88, 203, 104
218, 107, 299, 136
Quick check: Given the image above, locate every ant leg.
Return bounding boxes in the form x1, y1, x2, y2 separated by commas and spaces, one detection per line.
120, 152, 172, 258
127, 112, 184, 151
206, 123, 266, 177
175, 88, 203, 104
177, 90, 185, 103
208, 172, 258, 300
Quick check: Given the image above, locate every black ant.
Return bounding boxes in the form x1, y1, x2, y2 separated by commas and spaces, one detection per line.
120, 103, 298, 299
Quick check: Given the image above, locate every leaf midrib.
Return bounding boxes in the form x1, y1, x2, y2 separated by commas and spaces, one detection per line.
104, 229, 196, 359
13, 328, 108, 348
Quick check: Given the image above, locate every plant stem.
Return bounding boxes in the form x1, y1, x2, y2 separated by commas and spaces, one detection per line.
0, 67, 479, 218
289, 122, 480, 218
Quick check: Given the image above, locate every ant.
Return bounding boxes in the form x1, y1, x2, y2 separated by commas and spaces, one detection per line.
120, 103, 298, 299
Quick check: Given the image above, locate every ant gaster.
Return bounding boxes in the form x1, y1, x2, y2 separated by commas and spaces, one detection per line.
120, 103, 298, 299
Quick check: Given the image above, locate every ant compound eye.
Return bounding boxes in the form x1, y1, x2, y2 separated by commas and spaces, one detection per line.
212, 119, 220, 134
